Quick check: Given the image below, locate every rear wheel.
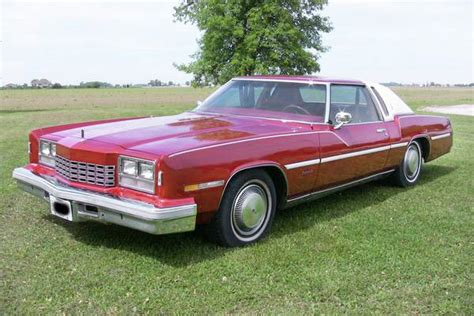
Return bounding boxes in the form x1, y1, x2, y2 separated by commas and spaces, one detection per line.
207, 170, 276, 247
392, 141, 423, 187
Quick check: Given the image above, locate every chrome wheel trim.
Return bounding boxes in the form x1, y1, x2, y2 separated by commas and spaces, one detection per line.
230, 179, 272, 242
403, 142, 422, 182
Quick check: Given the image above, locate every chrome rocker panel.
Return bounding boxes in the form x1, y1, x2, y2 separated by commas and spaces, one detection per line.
284, 169, 395, 208
12, 167, 197, 235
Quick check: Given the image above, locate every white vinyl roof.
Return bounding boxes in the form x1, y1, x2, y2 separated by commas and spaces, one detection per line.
364, 81, 414, 120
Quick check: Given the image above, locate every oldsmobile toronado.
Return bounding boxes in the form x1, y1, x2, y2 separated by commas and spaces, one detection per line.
12, 76, 453, 246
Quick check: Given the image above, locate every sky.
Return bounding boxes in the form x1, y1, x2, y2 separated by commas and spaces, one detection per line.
1, 0, 473, 86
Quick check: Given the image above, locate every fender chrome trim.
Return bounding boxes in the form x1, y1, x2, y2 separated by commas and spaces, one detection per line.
431, 133, 451, 140
285, 158, 321, 170
184, 180, 225, 192
219, 163, 289, 211
285, 142, 409, 169
390, 142, 409, 149
320, 145, 391, 163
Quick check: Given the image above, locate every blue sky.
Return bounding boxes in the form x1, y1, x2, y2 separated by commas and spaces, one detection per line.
1, 0, 473, 85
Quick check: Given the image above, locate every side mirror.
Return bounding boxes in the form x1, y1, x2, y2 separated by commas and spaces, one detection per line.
334, 111, 352, 129
196, 100, 203, 107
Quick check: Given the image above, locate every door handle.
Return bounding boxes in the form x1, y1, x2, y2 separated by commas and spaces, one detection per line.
376, 128, 389, 137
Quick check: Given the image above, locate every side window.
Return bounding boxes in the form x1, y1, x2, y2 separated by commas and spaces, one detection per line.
330, 85, 381, 123
299, 85, 326, 103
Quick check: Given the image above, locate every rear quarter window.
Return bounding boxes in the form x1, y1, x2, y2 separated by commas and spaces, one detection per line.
371, 87, 389, 116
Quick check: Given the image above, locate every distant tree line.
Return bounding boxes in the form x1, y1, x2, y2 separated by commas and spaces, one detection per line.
148, 79, 193, 87
2, 79, 472, 90
2, 78, 193, 89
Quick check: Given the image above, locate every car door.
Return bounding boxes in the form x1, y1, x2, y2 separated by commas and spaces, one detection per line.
316, 84, 390, 189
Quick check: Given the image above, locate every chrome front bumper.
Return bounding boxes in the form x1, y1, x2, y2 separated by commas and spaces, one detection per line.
12, 167, 197, 235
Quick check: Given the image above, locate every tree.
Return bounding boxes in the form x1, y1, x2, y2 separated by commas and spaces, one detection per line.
174, 0, 332, 86
79, 81, 112, 88
148, 79, 162, 87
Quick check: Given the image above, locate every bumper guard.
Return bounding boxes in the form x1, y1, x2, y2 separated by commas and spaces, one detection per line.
12, 167, 197, 235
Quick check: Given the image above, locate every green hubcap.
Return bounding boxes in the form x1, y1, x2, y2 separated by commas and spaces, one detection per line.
232, 184, 268, 236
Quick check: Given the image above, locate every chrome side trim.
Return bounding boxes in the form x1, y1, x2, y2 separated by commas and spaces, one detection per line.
283, 142, 408, 170
285, 158, 321, 170
285, 169, 395, 206
185, 180, 225, 192
431, 133, 451, 140
200, 180, 225, 188
398, 114, 447, 120
390, 142, 409, 149
320, 145, 391, 163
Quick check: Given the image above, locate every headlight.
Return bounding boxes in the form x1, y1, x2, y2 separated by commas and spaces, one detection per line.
139, 162, 154, 180
118, 156, 156, 193
39, 139, 56, 167
51, 143, 56, 156
122, 159, 138, 176
40, 141, 51, 156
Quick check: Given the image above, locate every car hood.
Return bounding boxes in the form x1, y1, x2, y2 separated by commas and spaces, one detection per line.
51, 112, 304, 157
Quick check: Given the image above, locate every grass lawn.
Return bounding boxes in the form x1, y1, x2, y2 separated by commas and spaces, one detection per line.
1, 87, 473, 314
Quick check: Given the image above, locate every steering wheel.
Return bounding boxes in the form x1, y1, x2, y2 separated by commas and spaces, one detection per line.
282, 104, 312, 116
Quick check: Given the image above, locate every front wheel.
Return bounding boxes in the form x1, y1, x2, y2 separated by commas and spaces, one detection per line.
392, 141, 423, 187
207, 170, 276, 247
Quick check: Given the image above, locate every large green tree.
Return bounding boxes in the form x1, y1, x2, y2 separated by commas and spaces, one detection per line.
174, 0, 332, 86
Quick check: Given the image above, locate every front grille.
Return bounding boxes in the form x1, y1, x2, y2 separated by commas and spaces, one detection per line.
55, 155, 115, 187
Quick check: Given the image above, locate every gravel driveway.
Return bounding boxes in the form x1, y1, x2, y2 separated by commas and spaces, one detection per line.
423, 104, 474, 116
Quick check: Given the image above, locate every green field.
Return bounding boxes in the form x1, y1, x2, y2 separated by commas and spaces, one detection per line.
1, 87, 473, 314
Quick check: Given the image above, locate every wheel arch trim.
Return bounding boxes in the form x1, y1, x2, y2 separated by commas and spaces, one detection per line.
409, 134, 431, 161
218, 162, 289, 210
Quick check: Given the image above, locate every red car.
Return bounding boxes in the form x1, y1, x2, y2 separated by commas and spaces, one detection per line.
12, 76, 452, 247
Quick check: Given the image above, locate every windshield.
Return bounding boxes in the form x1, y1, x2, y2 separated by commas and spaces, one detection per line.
195, 80, 327, 122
